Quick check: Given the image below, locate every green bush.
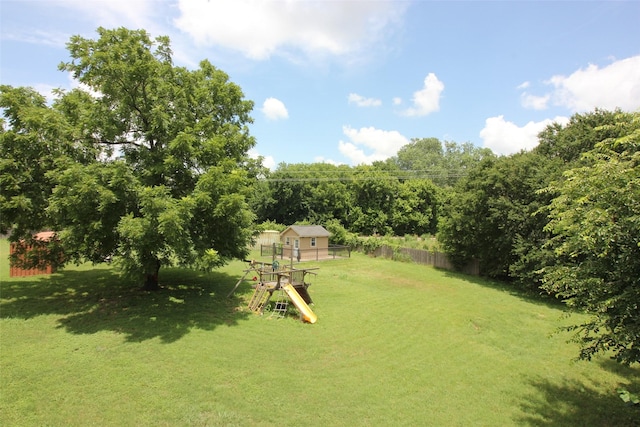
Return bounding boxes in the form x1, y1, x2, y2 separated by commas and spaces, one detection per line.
255, 220, 286, 232
324, 219, 358, 248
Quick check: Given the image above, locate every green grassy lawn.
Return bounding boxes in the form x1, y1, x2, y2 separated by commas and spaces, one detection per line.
1, 239, 638, 426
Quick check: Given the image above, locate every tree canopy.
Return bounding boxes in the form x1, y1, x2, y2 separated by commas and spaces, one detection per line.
437, 152, 555, 281
252, 161, 442, 237
438, 110, 630, 285
542, 111, 640, 364
1, 27, 257, 289
387, 138, 494, 187
436, 109, 640, 365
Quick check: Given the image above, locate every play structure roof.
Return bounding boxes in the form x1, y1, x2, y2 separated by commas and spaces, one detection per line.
281, 225, 330, 238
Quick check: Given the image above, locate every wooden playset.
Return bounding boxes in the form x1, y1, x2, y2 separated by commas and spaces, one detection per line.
227, 260, 318, 323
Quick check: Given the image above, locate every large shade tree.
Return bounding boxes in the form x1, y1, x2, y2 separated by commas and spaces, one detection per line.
1, 27, 258, 290
542, 111, 640, 365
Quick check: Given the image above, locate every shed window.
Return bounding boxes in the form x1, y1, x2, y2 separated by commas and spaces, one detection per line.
311, 237, 316, 247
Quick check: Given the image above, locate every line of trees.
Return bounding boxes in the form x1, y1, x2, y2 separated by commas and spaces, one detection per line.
1, 27, 638, 366
250, 139, 493, 237
438, 109, 639, 365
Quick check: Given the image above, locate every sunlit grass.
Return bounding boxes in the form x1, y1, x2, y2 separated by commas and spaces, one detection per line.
1, 241, 638, 426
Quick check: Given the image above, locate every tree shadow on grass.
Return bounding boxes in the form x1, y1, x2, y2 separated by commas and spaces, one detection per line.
0, 266, 252, 343
517, 360, 640, 426
438, 268, 565, 309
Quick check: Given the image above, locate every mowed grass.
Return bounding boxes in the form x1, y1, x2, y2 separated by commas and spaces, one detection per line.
1, 240, 638, 426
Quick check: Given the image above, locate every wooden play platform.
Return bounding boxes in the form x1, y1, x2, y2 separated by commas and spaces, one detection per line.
228, 260, 318, 323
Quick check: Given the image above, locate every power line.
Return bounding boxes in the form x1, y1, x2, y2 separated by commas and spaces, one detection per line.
261, 174, 467, 182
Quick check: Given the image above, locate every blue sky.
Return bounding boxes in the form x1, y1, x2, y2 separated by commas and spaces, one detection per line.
2, 1, 639, 168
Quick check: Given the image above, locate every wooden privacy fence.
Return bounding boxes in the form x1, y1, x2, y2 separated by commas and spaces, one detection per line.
251, 230, 280, 249
372, 245, 480, 276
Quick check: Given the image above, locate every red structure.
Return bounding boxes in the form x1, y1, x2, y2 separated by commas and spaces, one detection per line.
9, 231, 58, 277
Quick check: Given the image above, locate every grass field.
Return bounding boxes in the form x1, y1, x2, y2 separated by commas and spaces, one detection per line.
1, 239, 638, 426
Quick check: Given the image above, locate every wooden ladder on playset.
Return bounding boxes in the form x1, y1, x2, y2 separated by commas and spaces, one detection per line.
247, 282, 271, 313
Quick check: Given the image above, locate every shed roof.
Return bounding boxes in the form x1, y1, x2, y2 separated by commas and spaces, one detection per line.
281, 225, 331, 237
32, 231, 56, 241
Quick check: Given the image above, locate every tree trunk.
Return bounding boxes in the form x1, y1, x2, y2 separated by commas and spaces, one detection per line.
142, 261, 161, 291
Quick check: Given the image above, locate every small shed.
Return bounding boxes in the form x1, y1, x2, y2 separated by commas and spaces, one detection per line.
280, 225, 331, 261
9, 231, 58, 277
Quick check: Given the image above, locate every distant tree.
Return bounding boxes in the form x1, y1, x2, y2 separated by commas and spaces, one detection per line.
439, 110, 632, 287
542, 111, 640, 365
299, 163, 352, 224
257, 161, 444, 237
1, 27, 257, 290
256, 162, 352, 226
442, 141, 495, 187
535, 109, 622, 163
391, 179, 441, 236
394, 137, 443, 170
347, 164, 399, 235
389, 138, 494, 187
438, 153, 553, 281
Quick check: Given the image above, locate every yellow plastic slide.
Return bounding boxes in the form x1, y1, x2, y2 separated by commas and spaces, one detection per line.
282, 284, 317, 324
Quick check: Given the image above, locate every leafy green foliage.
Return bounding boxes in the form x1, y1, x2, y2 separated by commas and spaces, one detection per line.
48, 162, 139, 265
542, 111, 640, 365
254, 220, 286, 233
388, 138, 494, 187
392, 179, 441, 236
1, 28, 257, 289
618, 388, 640, 406
535, 108, 623, 163
439, 109, 635, 288
323, 218, 358, 248
254, 161, 441, 236
438, 153, 554, 281
0, 86, 92, 239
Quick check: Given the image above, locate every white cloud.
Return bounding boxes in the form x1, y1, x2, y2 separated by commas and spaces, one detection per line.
32, 74, 100, 104
314, 156, 344, 166
338, 125, 409, 165
480, 115, 569, 155
1, 1, 162, 49
520, 92, 550, 110
1, 29, 69, 48
392, 97, 403, 106
32, 83, 60, 105
261, 98, 289, 121
249, 149, 276, 171
518, 55, 640, 113
547, 55, 640, 112
55, 0, 158, 31
174, 0, 407, 61
262, 156, 277, 171
67, 73, 102, 97
348, 93, 382, 107
402, 73, 444, 117
517, 81, 530, 90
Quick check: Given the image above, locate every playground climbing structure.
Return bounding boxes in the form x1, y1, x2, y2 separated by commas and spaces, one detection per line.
228, 260, 318, 323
